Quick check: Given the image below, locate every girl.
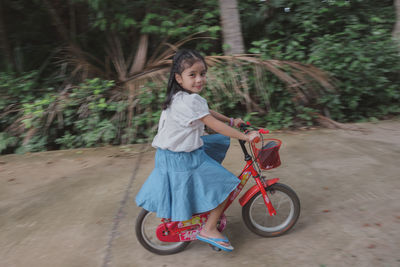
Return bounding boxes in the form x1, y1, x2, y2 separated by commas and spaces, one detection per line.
135, 49, 259, 252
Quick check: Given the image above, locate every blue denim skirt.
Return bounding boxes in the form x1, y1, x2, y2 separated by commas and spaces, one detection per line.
135, 134, 240, 221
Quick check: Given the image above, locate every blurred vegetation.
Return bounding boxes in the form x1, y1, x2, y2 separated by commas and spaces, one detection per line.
0, 0, 399, 154
243, 0, 400, 123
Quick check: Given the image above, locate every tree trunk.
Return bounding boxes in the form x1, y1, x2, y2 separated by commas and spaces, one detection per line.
394, 0, 400, 50
0, 0, 15, 71
129, 34, 149, 74
218, 0, 245, 55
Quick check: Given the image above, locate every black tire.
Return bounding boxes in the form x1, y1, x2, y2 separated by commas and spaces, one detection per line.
242, 183, 300, 237
135, 209, 190, 255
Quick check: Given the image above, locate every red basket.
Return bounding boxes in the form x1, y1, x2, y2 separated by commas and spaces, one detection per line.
251, 138, 282, 170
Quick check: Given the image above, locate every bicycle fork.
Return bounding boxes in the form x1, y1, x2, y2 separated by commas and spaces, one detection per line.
238, 172, 278, 217
255, 177, 277, 216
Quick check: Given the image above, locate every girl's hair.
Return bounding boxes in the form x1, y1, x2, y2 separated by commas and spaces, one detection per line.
162, 49, 207, 110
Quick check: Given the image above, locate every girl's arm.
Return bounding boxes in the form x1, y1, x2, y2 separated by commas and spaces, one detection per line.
209, 109, 244, 127
209, 110, 230, 124
201, 114, 259, 142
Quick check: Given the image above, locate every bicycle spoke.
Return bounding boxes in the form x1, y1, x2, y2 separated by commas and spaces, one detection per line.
243, 184, 300, 237
248, 189, 295, 232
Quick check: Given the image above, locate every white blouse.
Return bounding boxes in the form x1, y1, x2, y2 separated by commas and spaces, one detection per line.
152, 91, 210, 152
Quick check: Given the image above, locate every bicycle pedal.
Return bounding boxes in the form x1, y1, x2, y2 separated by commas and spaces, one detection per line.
209, 245, 222, 252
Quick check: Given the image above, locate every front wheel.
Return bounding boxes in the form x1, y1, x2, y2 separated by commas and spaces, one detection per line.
242, 183, 300, 237
135, 209, 189, 255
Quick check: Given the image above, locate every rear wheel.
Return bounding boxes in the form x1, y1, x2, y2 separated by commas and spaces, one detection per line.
135, 209, 189, 255
242, 183, 300, 237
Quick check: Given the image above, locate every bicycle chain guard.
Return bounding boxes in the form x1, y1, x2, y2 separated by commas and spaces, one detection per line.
156, 213, 227, 242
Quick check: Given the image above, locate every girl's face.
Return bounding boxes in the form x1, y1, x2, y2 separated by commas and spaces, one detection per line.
175, 61, 207, 94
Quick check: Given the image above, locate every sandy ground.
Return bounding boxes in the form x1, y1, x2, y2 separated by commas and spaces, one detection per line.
0, 119, 399, 267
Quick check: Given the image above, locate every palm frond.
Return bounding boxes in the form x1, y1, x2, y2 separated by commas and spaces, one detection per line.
2, 45, 345, 153
205, 55, 336, 106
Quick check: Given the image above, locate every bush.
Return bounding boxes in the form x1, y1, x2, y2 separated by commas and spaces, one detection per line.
246, 0, 400, 123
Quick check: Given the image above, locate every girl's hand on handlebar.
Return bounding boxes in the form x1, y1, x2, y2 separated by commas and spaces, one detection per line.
233, 118, 245, 128
246, 131, 260, 143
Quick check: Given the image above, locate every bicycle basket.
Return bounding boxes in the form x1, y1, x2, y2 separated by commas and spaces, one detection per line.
251, 138, 282, 170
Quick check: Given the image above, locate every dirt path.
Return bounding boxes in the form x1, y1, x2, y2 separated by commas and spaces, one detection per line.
1, 119, 399, 267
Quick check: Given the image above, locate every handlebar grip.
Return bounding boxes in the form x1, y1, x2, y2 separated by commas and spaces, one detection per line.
239, 123, 248, 132
239, 123, 269, 141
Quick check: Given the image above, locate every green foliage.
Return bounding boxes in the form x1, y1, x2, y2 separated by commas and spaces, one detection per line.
245, 0, 400, 123
0, 71, 39, 107
309, 31, 400, 121
0, 77, 166, 153
0, 133, 18, 153
1, 0, 400, 154
0, 71, 45, 135
1, 0, 222, 79
80, 0, 221, 53
54, 78, 118, 149
0, 78, 119, 153
15, 135, 48, 154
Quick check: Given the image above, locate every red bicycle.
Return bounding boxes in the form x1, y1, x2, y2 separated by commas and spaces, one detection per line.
135, 123, 300, 255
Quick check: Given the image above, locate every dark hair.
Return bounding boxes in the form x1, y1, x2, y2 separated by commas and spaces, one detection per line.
162, 49, 207, 109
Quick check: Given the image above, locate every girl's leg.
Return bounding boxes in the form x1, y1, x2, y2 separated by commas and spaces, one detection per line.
199, 197, 230, 246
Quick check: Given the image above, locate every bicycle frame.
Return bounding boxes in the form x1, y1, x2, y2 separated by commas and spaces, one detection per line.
223, 139, 278, 216
156, 138, 279, 242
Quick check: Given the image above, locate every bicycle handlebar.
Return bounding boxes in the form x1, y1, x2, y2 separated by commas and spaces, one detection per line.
239, 123, 269, 143
237, 122, 269, 161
